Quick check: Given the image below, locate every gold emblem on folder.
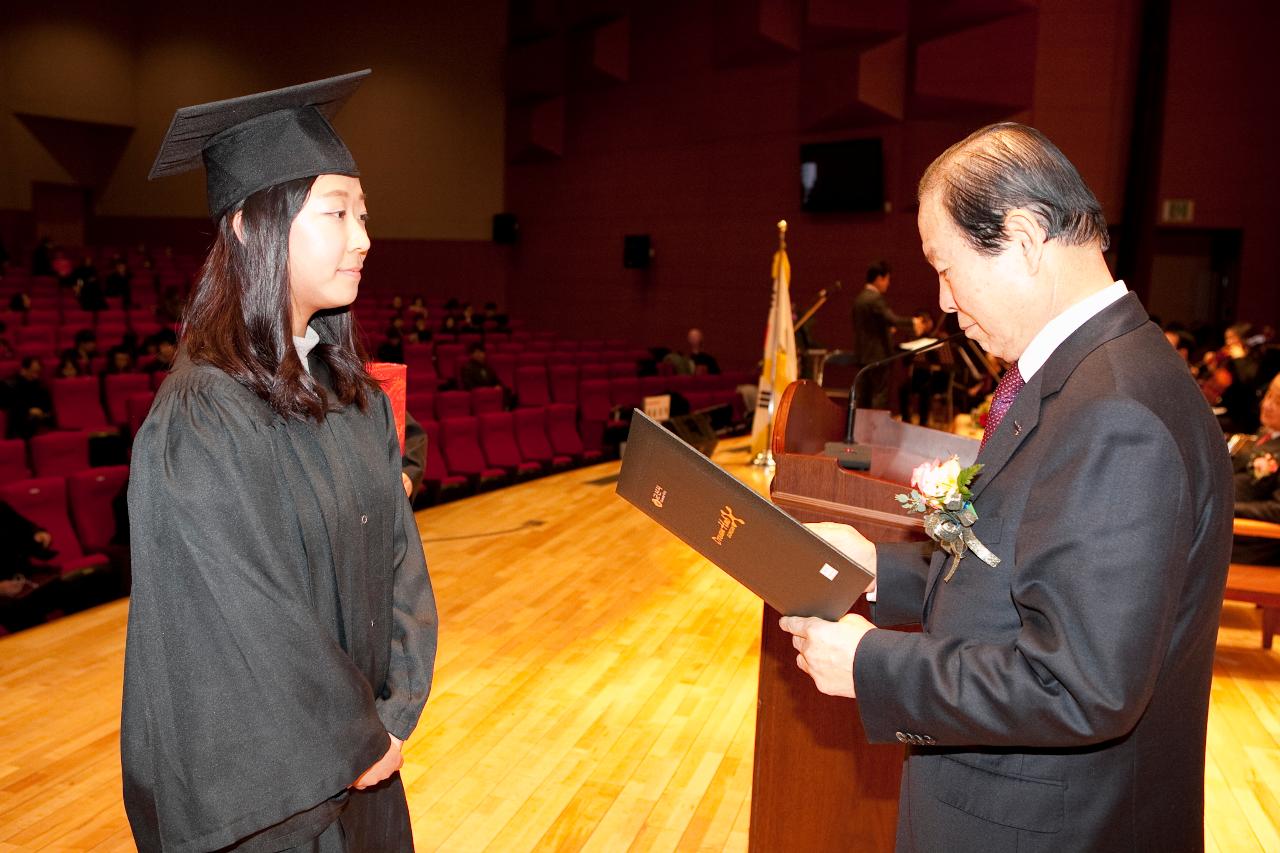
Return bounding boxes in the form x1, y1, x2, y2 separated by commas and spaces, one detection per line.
651, 485, 667, 508
713, 506, 745, 545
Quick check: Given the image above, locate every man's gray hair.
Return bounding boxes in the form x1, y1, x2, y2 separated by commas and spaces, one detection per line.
919, 123, 1110, 255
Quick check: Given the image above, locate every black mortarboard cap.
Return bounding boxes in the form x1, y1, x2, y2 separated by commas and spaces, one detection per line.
148, 69, 370, 221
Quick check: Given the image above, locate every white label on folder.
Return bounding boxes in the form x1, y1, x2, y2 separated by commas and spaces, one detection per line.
819, 563, 838, 581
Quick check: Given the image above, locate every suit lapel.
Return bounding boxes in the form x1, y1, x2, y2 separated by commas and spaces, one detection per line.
921, 292, 1152, 606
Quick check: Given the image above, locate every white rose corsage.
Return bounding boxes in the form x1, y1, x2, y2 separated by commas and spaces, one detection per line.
895, 455, 999, 582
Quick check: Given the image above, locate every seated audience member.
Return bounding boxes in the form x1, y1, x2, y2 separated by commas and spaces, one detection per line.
157, 285, 186, 323
3, 357, 54, 438
459, 343, 503, 391
8, 291, 30, 313
105, 258, 133, 304
61, 329, 97, 375
664, 328, 721, 376
30, 236, 54, 277
0, 322, 14, 359
145, 330, 178, 373
388, 294, 405, 313
103, 346, 136, 375
440, 314, 460, 335
55, 353, 82, 379
377, 330, 405, 364
481, 301, 508, 329
0, 500, 60, 633
407, 296, 428, 318
408, 316, 433, 344
1232, 373, 1280, 566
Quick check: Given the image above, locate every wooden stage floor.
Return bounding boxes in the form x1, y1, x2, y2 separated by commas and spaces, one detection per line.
1, 438, 1278, 851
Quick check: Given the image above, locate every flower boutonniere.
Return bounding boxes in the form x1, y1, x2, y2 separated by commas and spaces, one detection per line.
895, 455, 1000, 582
1251, 451, 1279, 482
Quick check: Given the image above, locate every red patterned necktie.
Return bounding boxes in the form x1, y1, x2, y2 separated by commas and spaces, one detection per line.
981, 364, 1025, 451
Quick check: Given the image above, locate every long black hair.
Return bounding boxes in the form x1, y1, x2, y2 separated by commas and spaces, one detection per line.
182, 175, 378, 420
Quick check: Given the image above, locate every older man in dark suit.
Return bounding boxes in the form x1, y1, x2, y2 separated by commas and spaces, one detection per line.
782, 123, 1233, 852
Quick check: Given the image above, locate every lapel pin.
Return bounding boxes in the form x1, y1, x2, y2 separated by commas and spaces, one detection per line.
1013, 420, 1022, 436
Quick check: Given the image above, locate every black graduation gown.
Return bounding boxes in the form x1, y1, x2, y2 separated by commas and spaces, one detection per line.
122, 352, 438, 852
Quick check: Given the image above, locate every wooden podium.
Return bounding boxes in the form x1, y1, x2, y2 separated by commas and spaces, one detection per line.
747, 380, 977, 852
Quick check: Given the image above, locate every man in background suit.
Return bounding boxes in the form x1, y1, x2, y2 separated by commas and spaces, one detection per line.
1231, 373, 1280, 565
782, 123, 1233, 851
852, 261, 923, 409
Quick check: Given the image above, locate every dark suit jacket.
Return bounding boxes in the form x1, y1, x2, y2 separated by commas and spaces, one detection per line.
852, 285, 914, 365
855, 293, 1233, 852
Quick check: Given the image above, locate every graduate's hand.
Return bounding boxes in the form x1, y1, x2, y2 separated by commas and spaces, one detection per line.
353, 733, 404, 790
401, 472, 413, 498
779, 613, 875, 698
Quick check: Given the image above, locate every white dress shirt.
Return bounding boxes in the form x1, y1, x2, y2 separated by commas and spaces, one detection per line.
1018, 280, 1128, 381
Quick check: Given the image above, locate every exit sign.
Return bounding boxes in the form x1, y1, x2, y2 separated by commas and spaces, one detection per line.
1161, 199, 1195, 223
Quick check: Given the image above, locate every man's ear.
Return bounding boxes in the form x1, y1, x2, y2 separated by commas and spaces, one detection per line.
1004, 208, 1047, 276
230, 209, 246, 243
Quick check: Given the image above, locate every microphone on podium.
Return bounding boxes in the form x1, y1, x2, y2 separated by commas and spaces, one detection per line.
824, 331, 966, 470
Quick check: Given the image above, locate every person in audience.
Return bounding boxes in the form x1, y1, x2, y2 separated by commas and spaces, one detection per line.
481, 301, 507, 329
104, 346, 135, 375
157, 285, 186, 323
122, 71, 436, 852
0, 321, 14, 359
61, 329, 97, 375
459, 342, 503, 391
377, 329, 405, 364
386, 315, 406, 336
388, 294, 404, 313
408, 315, 433, 344
407, 296, 428, 318
55, 353, 82, 379
105, 257, 133, 304
3, 357, 54, 438
440, 313, 460, 334
0, 499, 60, 633
664, 328, 721, 376
8, 291, 30, 313
30, 236, 53, 277
1231, 373, 1280, 566
780, 122, 1232, 851
144, 330, 177, 374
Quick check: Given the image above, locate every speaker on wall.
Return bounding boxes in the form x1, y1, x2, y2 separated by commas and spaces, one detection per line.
623, 233, 652, 268
492, 213, 519, 244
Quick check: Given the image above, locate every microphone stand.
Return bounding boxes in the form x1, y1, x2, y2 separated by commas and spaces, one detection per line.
824, 331, 965, 470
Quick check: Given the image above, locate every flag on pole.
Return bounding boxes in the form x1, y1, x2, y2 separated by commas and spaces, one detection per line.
750, 220, 798, 461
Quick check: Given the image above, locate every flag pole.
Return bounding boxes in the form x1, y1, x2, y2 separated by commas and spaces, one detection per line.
751, 219, 788, 468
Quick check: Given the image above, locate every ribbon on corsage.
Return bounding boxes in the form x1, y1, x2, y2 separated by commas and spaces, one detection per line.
895, 455, 999, 582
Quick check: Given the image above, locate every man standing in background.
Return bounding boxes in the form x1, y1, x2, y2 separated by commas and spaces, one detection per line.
852, 261, 923, 409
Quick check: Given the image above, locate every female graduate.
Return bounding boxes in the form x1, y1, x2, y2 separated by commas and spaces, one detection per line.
122, 70, 438, 852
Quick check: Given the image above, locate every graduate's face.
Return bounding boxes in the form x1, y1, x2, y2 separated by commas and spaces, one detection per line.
918, 190, 1046, 363
288, 174, 369, 333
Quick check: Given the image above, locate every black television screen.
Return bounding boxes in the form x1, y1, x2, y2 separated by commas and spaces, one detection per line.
800, 138, 884, 213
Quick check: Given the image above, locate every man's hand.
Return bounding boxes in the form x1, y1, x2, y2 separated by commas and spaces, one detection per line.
0, 579, 26, 598
779, 613, 875, 698
401, 472, 414, 498
805, 522, 876, 596
353, 733, 404, 790
34, 531, 52, 548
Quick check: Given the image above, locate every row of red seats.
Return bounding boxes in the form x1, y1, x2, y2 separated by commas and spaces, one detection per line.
420, 405, 603, 499
3, 374, 162, 435
0, 467, 127, 579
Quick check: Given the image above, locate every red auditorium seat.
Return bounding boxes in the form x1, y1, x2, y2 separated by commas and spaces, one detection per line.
489, 352, 517, 389
31, 431, 91, 478
609, 377, 642, 412
580, 363, 609, 382
549, 364, 578, 404
510, 330, 532, 343
435, 343, 465, 384
97, 324, 128, 350
478, 412, 542, 477
104, 374, 151, 425
421, 420, 467, 499
580, 339, 604, 351
516, 351, 547, 367
640, 376, 668, 398
439, 416, 507, 485
0, 477, 109, 579
515, 365, 551, 408
471, 386, 503, 415
406, 391, 436, 426
16, 324, 56, 350
126, 392, 156, 438
62, 309, 95, 329
435, 390, 471, 420
547, 404, 603, 464
547, 352, 576, 368
553, 340, 579, 352
514, 407, 572, 471
51, 377, 113, 431
608, 361, 635, 378
68, 466, 129, 552
493, 341, 524, 354
24, 310, 58, 326
604, 338, 627, 349
0, 439, 31, 483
